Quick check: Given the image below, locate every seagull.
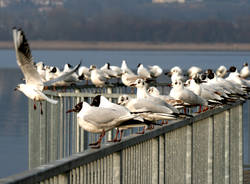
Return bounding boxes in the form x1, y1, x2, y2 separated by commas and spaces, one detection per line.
13, 28, 80, 114
121, 71, 141, 87
129, 78, 190, 117
216, 65, 227, 78
66, 101, 139, 148
240, 62, 250, 79
89, 65, 109, 87
166, 66, 185, 83
121, 60, 135, 75
117, 94, 180, 122
147, 86, 184, 108
62, 63, 83, 84
187, 66, 202, 79
78, 66, 91, 84
101, 62, 120, 78
169, 79, 208, 112
185, 77, 225, 105
226, 66, 250, 93
90, 95, 158, 140
148, 65, 163, 78
137, 63, 151, 80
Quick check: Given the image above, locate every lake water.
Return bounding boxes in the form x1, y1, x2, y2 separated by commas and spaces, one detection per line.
0, 49, 250, 178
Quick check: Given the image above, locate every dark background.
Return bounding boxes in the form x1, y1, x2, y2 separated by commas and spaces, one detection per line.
1, 0, 250, 42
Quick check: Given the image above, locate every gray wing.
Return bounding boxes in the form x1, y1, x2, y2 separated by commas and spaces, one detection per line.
131, 99, 174, 114
83, 108, 123, 127
44, 62, 81, 86
13, 28, 43, 86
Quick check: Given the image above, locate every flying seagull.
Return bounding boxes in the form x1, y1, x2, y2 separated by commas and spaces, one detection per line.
13, 28, 80, 114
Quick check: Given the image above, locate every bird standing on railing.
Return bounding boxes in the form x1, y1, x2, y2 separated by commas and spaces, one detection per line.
66, 100, 140, 148
240, 62, 250, 79
121, 60, 135, 75
90, 95, 159, 142
13, 28, 80, 114
148, 65, 163, 78
89, 65, 110, 87
169, 79, 208, 113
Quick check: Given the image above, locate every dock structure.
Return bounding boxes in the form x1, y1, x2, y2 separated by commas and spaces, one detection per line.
0, 84, 247, 184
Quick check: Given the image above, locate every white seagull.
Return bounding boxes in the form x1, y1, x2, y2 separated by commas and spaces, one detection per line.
90, 95, 157, 140
121, 60, 135, 75
216, 65, 227, 78
78, 66, 91, 84
66, 100, 139, 148
137, 63, 151, 80
13, 28, 80, 114
170, 79, 208, 112
148, 65, 163, 78
89, 65, 109, 87
240, 62, 250, 79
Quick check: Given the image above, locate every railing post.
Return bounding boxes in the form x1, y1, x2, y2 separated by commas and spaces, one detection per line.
186, 125, 192, 184
151, 137, 159, 184
239, 105, 243, 184
58, 173, 68, 184
113, 152, 121, 184
225, 110, 230, 184
159, 135, 165, 184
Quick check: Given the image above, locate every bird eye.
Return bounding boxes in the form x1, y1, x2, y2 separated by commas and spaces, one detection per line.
138, 81, 141, 84
175, 82, 177, 85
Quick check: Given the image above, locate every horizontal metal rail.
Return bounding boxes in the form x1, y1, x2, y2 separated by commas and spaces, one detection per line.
0, 100, 244, 184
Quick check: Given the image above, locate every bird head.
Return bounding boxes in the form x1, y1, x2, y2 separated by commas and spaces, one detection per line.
117, 95, 130, 105
91, 95, 101, 107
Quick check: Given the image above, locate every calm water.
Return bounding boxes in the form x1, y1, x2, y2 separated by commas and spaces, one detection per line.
0, 49, 250, 178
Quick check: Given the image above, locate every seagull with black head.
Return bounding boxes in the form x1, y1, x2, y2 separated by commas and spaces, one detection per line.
67, 96, 140, 148
13, 28, 80, 114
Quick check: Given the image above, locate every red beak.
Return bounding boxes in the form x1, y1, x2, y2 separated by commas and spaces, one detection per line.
66, 109, 74, 113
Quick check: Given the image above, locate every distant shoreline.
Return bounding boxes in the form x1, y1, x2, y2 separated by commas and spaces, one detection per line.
1, 41, 250, 51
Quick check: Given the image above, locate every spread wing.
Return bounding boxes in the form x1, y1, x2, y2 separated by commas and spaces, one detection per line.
13, 28, 43, 87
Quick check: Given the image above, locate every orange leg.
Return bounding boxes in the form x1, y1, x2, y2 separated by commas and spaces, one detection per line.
136, 126, 145, 134
89, 130, 105, 149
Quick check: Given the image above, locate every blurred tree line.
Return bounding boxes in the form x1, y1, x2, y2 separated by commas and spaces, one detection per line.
1, 0, 250, 42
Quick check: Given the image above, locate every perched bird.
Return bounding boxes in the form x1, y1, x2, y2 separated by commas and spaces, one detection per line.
148, 65, 163, 78
66, 101, 139, 148
117, 95, 179, 122
101, 63, 120, 78
166, 66, 185, 83
90, 95, 157, 140
13, 28, 80, 114
170, 79, 208, 112
78, 66, 91, 84
147, 86, 184, 108
121, 60, 135, 75
89, 65, 109, 87
187, 66, 202, 79
216, 65, 227, 78
240, 62, 250, 79
137, 63, 151, 80
121, 71, 140, 87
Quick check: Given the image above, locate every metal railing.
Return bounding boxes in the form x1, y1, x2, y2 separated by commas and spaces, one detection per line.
0, 100, 244, 184
0, 84, 245, 184
28, 84, 171, 169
